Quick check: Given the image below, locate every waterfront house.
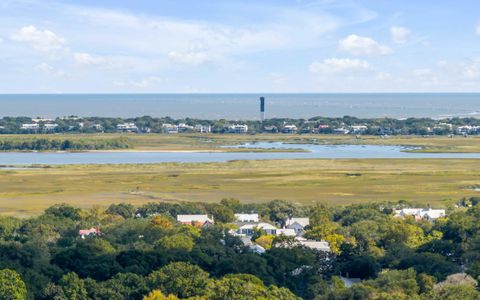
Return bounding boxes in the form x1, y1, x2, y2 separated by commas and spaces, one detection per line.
43, 123, 59, 131
194, 124, 211, 133
117, 123, 138, 132
229, 124, 248, 134
282, 125, 298, 134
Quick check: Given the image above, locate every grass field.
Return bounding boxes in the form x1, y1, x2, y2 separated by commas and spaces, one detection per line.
1, 133, 480, 153
2, 158, 480, 216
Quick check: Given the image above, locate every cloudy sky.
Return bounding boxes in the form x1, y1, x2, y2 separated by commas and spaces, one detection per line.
1, 0, 480, 93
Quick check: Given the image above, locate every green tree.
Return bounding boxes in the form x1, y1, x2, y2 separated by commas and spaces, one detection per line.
58, 272, 87, 300
147, 262, 211, 298
158, 234, 194, 252
0, 269, 27, 300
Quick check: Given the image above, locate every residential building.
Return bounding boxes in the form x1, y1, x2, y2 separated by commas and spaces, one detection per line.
350, 125, 368, 134
229, 124, 248, 133
282, 125, 298, 134
394, 208, 446, 220
235, 213, 259, 223
44, 123, 59, 131
21, 123, 39, 130
194, 124, 212, 133
240, 237, 266, 254
117, 123, 138, 132
177, 214, 214, 226
276, 228, 296, 236
295, 237, 331, 252
79, 227, 101, 239
235, 222, 277, 236
333, 128, 350, 134
286, 217, 310, 236
162, 124, 179, 134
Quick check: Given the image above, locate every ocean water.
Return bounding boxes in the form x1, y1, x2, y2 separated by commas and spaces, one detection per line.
0, 93, 478, 119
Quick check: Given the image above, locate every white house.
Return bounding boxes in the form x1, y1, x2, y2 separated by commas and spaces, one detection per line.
117, 123, 138, 132
282, 125, 298, 134
21, 123, 39, 130
286, 218, 310, 236
276, 228, 296, 236
235, 213, 259, 223
240, 237, 266, 254
177, 214, 214, 225
194, 124, 212, 133
333, 128, 350, 134
229, 124, 248, 134
350, 125, 368, 134
295, 237, 331, 252
44, 123, 59, 131
235, 222, 277, 236
394, 208, 446, 220
162, 124, 179, 134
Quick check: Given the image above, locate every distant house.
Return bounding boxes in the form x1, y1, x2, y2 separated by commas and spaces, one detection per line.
350, 125, 368, 134
178, 123, 194, 132
263, 125, 278, 133
43, 123, 59, 131
282, 125, 298, 134
79, 227, 101, 239
240, 237, 266, 254
276, 228, 296, 236
235, 222, 277, 236
286, 217, 310, 236
162, 124, 179, 134
194, 124, 212, 133
32, 118, 54, 123
295, 237, 331, 252
229, 124, 248, 134
394, 208, 446, 220
235, 213, 259, 223
117, 123, 138, 132
177, 214, 214, 226
21, 123, 39, 130
333, 128, 350, 134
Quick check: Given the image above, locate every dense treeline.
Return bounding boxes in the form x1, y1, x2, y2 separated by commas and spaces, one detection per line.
2, 115, 480, 135
0, 137, 130, 151
1, 198, 480, 299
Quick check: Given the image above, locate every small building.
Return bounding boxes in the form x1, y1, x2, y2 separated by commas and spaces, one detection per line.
286, 218, 310, 236
333, 128, 350, 134
276, 228, 296, 236
235, 213, 259, 223
263, 125, 278, 133
282, 125, 298, 134
162, 124, 179, 134
177, 214, 214, 226
194, 124, 211, 133
235, 222, 277, 236
394, 208, 446, 220
295, 237, 331, 252
79, 227, 101, 239
32, 118, 54, 123
117, 123, 138, 132
240, 237, 266, 254
21, 123, 40, 130
44, 123, 59, 131
229, 124, 248, 134
178, 123, 194, 132
350, 125, 368, 134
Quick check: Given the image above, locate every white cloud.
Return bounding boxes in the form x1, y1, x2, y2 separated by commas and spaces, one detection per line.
339, 34, 391, 56
413, 68, 433, 77
11, 25, 66, 52
168, 51, 209, 66
73, 52, 108, 66
390, 26, 410, 44
35, 62, 65, 77
309, 58, 370, 74
476, 24, 480, 36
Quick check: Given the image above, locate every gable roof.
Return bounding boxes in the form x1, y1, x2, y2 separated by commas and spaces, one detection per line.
177, 214, 213, 224
286, 218, 310, 228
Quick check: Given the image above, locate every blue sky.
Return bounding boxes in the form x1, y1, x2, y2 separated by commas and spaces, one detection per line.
1, 0, 480, 93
